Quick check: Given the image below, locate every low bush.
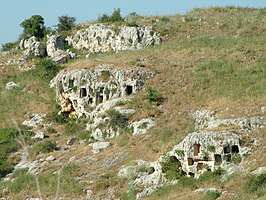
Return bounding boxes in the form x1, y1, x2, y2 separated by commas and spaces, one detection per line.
29, 140, 57, 157
145, 87, 163, 105
245, 173, 266, 195
98, 8, 124, 23
0, 128, 20, 178
35, 58, 60, 80
107, 109, 128, 130
160, 155, 184, 180
1, 42, 18, 51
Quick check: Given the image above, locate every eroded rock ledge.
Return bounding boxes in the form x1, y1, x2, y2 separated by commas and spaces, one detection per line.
66, 24, 161, 52
50, 64, 154, 117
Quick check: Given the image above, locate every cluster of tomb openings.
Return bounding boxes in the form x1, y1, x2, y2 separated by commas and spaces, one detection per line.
125, 85, 133, 95
224, 145, 239, 154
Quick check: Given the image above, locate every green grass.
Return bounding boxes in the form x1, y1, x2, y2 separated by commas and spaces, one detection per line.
0, 164, 85, 199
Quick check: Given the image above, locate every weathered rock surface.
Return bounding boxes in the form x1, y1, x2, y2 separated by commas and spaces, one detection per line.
46, 34, 76, 63
92, 141, 111, 154
22, 113, 46, 128
66, 24, 161, 52
193, 109, 266, 131
50, 64, 154, 118
130, 118, 156, 135
5, 81, 20, 90
20, 36, 46, 58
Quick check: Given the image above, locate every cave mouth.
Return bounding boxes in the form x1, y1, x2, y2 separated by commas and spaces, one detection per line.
80, 88, 87, 98
125, 85, 133, 95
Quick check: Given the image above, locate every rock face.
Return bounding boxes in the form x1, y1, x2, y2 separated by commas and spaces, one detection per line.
50, 64, 154, 118
46, 34, 76, 63
20, 36, 46, 57
119, 109, 265, 198
193, 109, 266, 131
166, 130, 242, 178
66, 24, 161, 52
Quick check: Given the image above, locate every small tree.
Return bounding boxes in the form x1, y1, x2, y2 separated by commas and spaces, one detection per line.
98, 8, 124, 23
57, 15, 76, 32
20, 15, 45, 39
110, 8, 123, 22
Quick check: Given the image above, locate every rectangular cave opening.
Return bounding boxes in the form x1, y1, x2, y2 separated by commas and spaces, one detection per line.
223, 154, 231, 162
187, 158, 194, 166
197, 163, 203, 171
96, 93, 103, 105
80, 88, 87, 98
224, 145, 231, 154
194, 143, 201, 156
231, 145, 239, 153
88, 97, 93, 104
69, 79, 74, 88
125, 85, 133, 95
188, 172, 195, 177
214, 154, 222, 165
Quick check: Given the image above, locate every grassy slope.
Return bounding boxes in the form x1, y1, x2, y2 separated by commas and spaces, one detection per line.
0, 6, 266, 199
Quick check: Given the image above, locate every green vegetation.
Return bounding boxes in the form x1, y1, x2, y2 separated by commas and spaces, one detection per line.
207, 145, 215, 152
160, 155, 184, 180
0, 128, 20, 178
35, 58, 61, 80
1, 41, 18, 51
0, 164, 84, 198
107, 109, 128, 130
98, 8, 124, 23
57, 15, 76, 32
203, 191, 221, 200
20, 15, 46, 39
245, 173, 266, 196
29, 140, 57, 157
145, 87, 163, 105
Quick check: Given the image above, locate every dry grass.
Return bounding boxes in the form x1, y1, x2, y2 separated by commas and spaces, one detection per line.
0, 6, 266, 199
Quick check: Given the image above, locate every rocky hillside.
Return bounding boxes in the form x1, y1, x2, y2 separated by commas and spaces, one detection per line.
0, 7, 266, 200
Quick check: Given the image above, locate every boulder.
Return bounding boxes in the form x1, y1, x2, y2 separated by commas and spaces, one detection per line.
20, 36, 46, 57
130, 118, 156, 135
92, 141, 111, 154
46, 34, 76, 63
5, 81, 20, 90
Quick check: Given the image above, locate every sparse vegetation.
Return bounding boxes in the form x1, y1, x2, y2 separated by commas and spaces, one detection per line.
160, 155, 184, 180
29, 140, 57, 157
0, 6, 265, 200
98, 8, 124, 23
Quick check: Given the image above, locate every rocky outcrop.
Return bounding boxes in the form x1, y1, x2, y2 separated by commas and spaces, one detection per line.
66, 24, 161, 52
193, 109, 266, 131
50, 64, 154, 118
46, 34, 76, 63
50, 65, 156, 145
20, 36, 46, 58
119, 109, 265, 198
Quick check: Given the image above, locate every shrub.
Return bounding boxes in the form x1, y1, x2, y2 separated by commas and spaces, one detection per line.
160, 155, 184, 180
107, 109, 128, 130
57, 15, 76, 32
145, 87, 163, 105
35, 58, 60, 80
207, 145, 215, 152
98, 8, 124, 23
203, 191, 221, 200
245, 173, 266, 194
1, 42, 18, 51
0, 128, 20, 178
30, 140, 57, 157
